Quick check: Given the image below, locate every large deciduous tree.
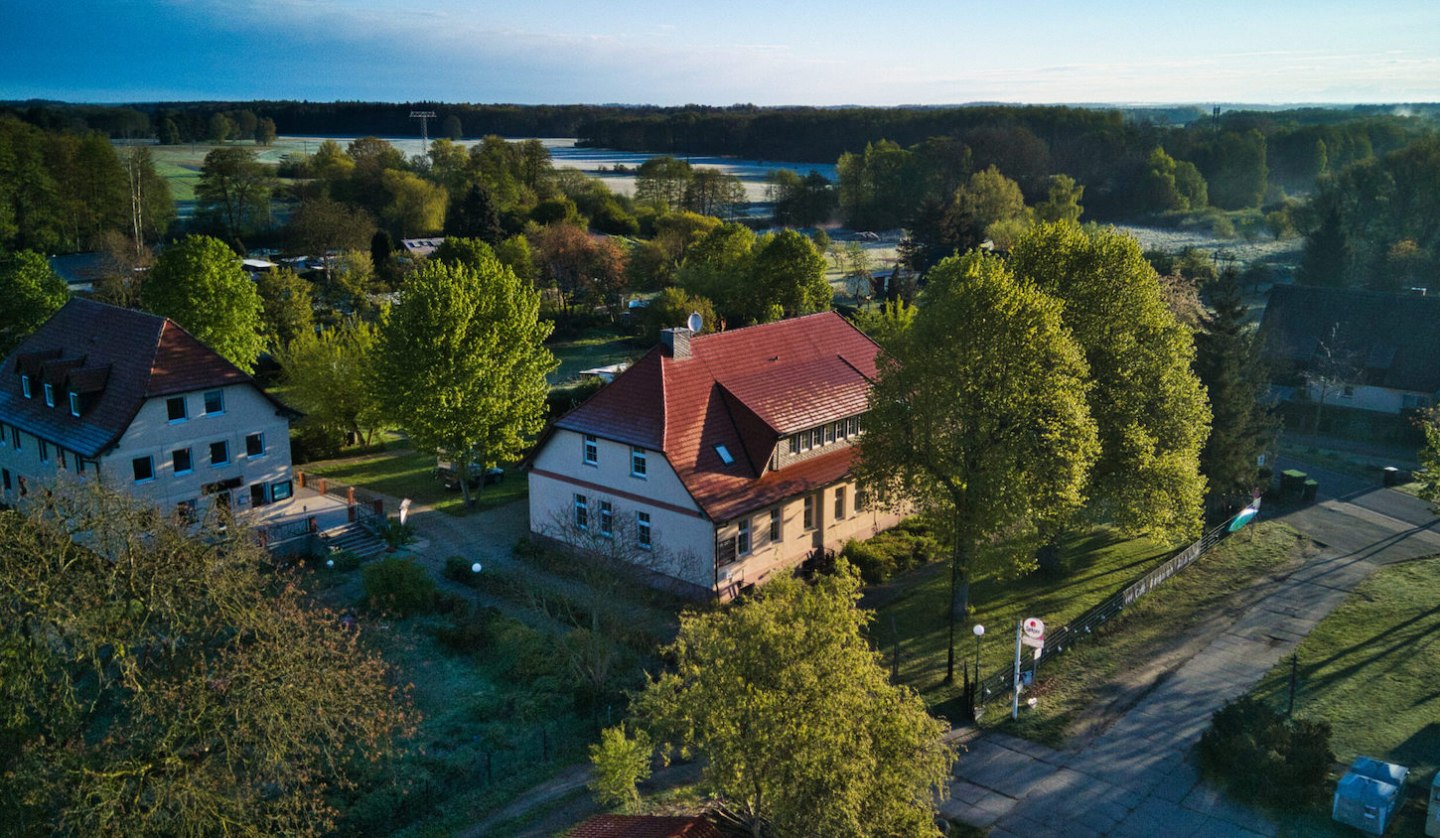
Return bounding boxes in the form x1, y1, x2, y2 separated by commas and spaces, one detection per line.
1009, 222, 1210, 544
140, 235, 266, 373
0, 250, 68, 355
856, 251, 1098, 680
601, 565, 953, 836
0, 482, 413, 835
750, 228, 832, 318
195, 146, 271, 244
369, 254, 556, 506
255, 266, 315, 350
278, 319, 386, 451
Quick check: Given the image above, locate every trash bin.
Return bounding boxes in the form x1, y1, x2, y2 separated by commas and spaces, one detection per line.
1334, 756, 1408, 836
1383, 466, 1401, 487
1282, 469, 1308, 496
1303, 479, 1319, 502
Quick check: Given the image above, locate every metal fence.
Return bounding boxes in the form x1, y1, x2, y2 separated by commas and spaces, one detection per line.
975, 511, 1244, 706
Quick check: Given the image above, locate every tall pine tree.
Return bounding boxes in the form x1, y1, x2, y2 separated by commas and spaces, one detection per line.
1195, 268, 1278, 509
1297, 206, 1351, 287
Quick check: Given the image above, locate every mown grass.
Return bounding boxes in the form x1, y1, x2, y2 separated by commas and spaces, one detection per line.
871, 525, 1173, 714
547, 326, 643, 387
992, 522, 1310, 746
1246, 557, 1440, 836
300, 448, 526, 516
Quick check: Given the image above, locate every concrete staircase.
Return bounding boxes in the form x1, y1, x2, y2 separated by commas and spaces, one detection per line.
320, 523, 387, 560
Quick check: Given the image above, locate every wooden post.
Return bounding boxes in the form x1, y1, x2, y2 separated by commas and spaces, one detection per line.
295, 470, 305, 489
317, 478, 328, 495
346, 486, 356, 505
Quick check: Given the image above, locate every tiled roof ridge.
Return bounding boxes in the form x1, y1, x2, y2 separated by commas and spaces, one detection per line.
688, 309, 840, 348
658, 345, 671, 452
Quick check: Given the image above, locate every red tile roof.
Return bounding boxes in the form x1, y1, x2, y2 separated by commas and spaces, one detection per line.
567, 814, 724, 838
555, 312, 879, 520
0, 298, 295, 458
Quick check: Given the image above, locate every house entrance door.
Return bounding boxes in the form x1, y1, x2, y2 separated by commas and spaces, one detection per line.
250, 483, 267, 507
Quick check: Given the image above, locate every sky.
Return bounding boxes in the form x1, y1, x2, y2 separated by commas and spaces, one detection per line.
3, 0, 1439, 106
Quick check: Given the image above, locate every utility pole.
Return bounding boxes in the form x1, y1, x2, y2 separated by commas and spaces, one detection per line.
410, 110, 437, 155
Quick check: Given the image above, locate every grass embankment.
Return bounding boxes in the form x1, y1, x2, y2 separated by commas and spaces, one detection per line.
873, 521, 1311, 746
301, 448, 526, 516
997, 522, 1310, 746
1246, 557, 1440, 837
548, 326, 643, 387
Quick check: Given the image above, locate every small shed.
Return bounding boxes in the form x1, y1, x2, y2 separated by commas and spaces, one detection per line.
1333, 756, 1408, 835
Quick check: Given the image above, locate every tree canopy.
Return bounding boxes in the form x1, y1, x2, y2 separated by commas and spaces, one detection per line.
603, 565, 953, 836
368, 253, 556, 505
0, 482, 413, 835
0, 250, 68, 355
140, 235, 266, 373
856, 251, 1098, 676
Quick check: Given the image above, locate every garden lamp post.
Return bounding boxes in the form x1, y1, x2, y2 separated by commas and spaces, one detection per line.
972, 623, 985, 684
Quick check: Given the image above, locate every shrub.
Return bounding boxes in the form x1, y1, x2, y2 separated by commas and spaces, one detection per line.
327, 549, 364, 572
443, 555, 482, 586
588, 725, 652, 808
362, 558, 438, 616
841, 520, 945, 584
376, 516, 416, 550
1197, 696, 1333, 810
491, 619, 562, 681
434, 602, 501, 653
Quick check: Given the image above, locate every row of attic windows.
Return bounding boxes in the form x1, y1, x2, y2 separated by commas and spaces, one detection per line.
786, 416, 861, 456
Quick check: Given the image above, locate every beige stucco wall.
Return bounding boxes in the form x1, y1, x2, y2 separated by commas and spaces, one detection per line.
1303, 382, 1433, 414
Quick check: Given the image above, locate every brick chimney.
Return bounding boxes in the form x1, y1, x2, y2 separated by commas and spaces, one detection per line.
660, 327, 693, 360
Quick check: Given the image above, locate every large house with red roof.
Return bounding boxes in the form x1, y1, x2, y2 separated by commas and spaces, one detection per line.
526, 311, 902, 598
0, 298, 298, 516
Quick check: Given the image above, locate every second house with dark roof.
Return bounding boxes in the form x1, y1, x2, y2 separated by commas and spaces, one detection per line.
0, 298, 299, 516
526, 312, 903, 599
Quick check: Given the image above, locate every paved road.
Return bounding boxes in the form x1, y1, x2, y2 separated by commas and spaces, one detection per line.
943, 461, 1440, 836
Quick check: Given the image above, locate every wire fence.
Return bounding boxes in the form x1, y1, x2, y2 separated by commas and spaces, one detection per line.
975, 511, 1246, 706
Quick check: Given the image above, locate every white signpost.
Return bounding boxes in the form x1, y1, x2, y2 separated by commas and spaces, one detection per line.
1013, 617, 1045, 720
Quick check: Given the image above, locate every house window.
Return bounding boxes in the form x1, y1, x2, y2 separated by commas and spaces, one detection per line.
835, 486, 847, 520
574, 493, 589, 530
57, 449, 67, 470
21, 374, 32, 398
799, 432, 811, 452
167, 396, 188, 422
270, 479, 293, 501
599, 500, 613, 537
68, 391, 81, 417
1341, 385, 1355, 399
849, 417, 860, 436
11, 426, 20, 450
203, 389, 225, 415
769, 508, 781, 541
245, 433, 265, 457
2, 468, 10, 491
38, 440, 49, 463
173, 448, 193, 475
43, 383, 55, 408
209, 441, 230, 467
636, 511, 652, 548
715, 444, 734, 465
738, 518, 752, 555
789, 436, 800, 455
825, 423, 836, 444
631, 447, 647, 478
132, 456, 155, 483
583, 434, 598, 465
804, 495, 815, 530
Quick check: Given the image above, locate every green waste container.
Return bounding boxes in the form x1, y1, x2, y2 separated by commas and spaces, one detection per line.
1303, 479, 1319, 502
1281, 469, 1308, 496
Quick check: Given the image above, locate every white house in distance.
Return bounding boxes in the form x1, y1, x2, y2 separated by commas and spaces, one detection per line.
0, 298, 298, 516
526, 312, 903, 599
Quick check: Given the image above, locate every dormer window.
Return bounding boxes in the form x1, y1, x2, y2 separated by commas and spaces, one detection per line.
20, 374, 32, 398
43, 383, 55, 407
715, 444, 735, 465
68, 391, 80, 417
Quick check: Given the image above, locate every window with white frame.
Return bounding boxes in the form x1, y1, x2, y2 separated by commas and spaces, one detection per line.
834, 486, 847, 520
43, 383, 55, 408
38, 440, 49, 463
10, 426, 20, 450
631, 447, 647, 478
583, 434, 598, 465
574, 493, 589, 530
825, 423, 835, 444
20, 374, 32, 398
738, 518, 752, 555
68, 391, 81, 417
769, 508, 781, 541
599, 500, 613, 537
803, 495, 815, 530
636, 511, 652, 548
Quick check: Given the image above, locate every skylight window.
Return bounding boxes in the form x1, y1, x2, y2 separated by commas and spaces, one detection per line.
715, 444, 735, 465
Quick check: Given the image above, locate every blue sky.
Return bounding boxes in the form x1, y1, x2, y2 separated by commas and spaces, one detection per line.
3, 0, 1438, 105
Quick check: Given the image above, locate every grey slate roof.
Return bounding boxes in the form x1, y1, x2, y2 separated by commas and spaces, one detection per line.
0, 298, 295, 459
1260, 285, 1440, 392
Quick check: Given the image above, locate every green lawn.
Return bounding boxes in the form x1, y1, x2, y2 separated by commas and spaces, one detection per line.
871, 526, 1173, 712
300, 448, 526, 516
1251, 557, 1440, 793
990, 522, 1310, 746
548, 326, 643, 387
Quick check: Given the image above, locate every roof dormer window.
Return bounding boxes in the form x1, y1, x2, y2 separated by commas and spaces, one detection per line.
43, 383, 55, 408
20, 374, 31, 398
68, 391, 81, 418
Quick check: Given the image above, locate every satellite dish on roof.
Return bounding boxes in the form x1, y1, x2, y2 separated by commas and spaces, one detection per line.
687, 311, 704, 333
